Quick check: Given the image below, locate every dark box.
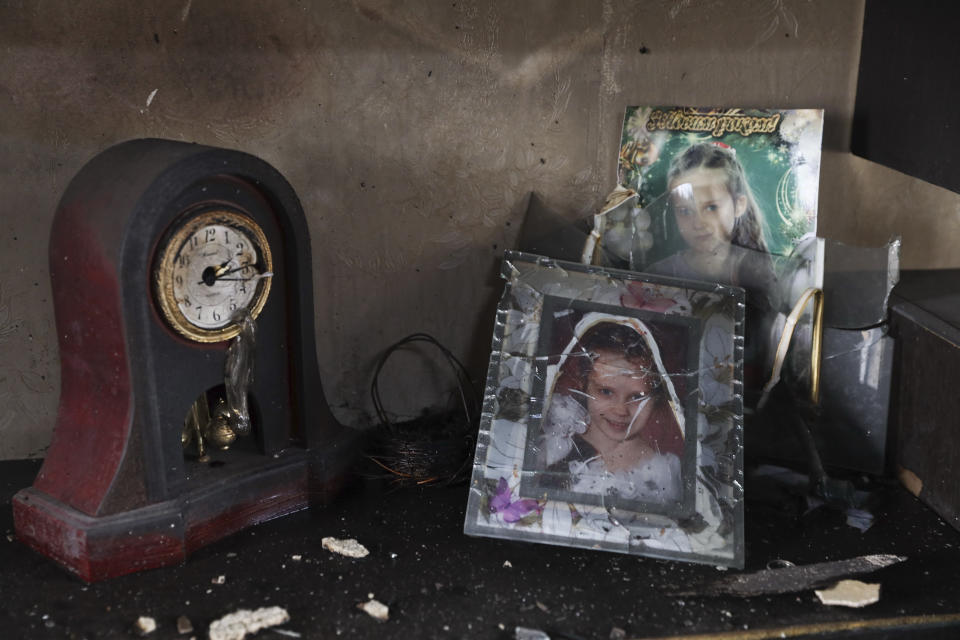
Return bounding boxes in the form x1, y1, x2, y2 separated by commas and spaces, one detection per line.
890, 269, 960, 531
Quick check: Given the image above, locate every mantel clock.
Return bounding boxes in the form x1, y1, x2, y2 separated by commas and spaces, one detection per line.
13, 139, 356, 581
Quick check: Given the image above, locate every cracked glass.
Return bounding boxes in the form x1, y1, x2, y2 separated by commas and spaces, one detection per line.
464, 252, 746, 567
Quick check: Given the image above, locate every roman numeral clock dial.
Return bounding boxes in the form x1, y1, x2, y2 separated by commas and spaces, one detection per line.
154, 210, 273, 342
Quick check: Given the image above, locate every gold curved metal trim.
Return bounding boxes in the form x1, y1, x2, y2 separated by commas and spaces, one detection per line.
628, 612, 960, 640
809, 287, 823, 404
153, 209, 273, 344
758, 287, 823, 409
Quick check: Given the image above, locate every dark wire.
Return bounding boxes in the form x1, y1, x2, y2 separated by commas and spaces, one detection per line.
370, 332, 478, 430
368, 333, 480, 486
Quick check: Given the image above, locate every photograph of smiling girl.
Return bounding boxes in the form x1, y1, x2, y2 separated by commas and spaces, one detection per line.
523, 297, 699, 517
648, 143, 774, 294
644, 143, 780, 385
619, 107, 823, 392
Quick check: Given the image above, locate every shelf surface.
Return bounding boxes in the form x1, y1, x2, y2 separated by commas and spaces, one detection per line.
3, 459, 960, 639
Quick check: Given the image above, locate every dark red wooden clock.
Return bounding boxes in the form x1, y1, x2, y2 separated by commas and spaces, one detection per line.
12, 139, 357, 581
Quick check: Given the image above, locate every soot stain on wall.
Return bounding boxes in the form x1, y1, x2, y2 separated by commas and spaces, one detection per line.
1, 1, 872, 456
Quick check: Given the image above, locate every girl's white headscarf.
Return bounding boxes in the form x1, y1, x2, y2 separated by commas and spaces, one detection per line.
543, 311, 685, 438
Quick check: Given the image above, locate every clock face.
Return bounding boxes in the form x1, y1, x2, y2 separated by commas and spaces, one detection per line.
154, 210, 273, 343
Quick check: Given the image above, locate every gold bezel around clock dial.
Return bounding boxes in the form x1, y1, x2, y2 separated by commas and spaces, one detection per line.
154, 210, 273, 343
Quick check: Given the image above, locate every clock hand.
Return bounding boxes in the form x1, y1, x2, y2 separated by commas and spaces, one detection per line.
215, 272, 274, 283
201, 271, 274, 284
212, 263, 233, 278
216, 263, 253, 278
198, 262, 257, 286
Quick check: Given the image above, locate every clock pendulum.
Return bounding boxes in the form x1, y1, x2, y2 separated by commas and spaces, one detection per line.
12, 139, 358, 581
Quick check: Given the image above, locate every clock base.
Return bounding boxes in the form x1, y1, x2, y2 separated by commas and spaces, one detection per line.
12, 445, 354, 582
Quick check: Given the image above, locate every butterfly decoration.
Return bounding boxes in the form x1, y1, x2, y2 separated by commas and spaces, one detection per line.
489, 477, 541, 523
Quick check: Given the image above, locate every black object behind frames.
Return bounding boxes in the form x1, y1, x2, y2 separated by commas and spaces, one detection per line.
852, 1, 960, 194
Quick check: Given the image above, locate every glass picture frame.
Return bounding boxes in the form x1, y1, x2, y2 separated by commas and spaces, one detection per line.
590, 107, 825, 401
464, 251, 746, 567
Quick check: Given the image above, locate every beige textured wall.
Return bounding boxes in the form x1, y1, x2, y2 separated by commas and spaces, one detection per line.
820, 151, 960, 267
0, 0, 880, 459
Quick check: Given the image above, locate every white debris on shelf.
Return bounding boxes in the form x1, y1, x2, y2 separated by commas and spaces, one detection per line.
845, 508, 875, 532
503, 560, 513, 568
815, 580, 881, 608
208, 606, 291, 640
135, 616, 157, 635
290, 554, 302, 561
212, 575, 226, 584
357, 598, 389, 622
515, 627, 550, 640
176, 615, 193, 634
322, 536, 369, 558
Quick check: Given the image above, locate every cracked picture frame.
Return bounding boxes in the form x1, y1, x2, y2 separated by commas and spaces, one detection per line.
522, 295, 701, 520
464, 251, 746, 568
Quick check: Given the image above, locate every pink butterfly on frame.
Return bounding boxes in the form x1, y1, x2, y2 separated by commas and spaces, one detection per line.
489, 478, 541, 523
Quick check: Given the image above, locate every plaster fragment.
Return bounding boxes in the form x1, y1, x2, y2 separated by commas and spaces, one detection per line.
899, 466, 923, 497
503, 560, 513, 568
177, 615, 193, 634
815, 579, 881, 608
146, 89, 158, 107
846, 508, 874, 532
515, 627, 550, 640
208, 606, 290, 640
322, 536, 369, 558
358, 598, 389, 622
212, 575, 226, 584
135, 616, 157, 635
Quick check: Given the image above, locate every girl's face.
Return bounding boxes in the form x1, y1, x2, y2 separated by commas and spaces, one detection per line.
585, 350, 657, 445
668, 167, 746, 255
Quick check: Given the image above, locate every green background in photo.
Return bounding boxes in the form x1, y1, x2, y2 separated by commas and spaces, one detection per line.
619, 107, 822, 257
